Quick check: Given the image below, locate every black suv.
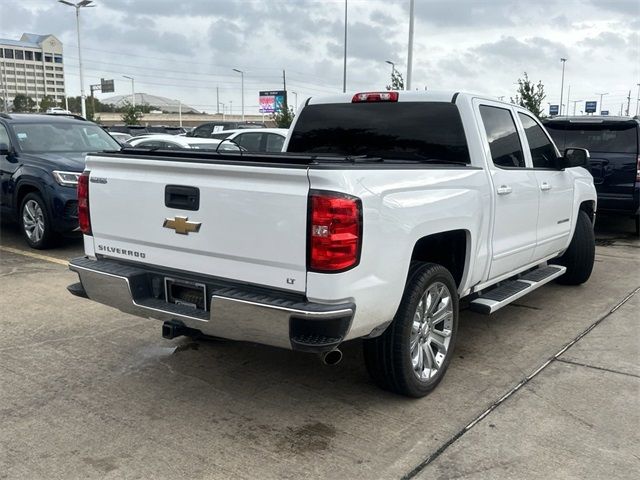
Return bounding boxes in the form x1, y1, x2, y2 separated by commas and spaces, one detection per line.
0, 113, 120, 248
544, 116, 640, 235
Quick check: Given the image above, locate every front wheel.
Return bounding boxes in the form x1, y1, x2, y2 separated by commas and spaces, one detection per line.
554, 210, 595, 285
20, 193, 55, 249
363, 262, 459, 398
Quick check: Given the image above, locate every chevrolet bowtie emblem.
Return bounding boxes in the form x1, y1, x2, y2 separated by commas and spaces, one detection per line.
163, 216, 202, 235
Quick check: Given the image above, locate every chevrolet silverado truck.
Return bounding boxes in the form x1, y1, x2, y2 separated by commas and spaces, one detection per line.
67, 91, 596, 397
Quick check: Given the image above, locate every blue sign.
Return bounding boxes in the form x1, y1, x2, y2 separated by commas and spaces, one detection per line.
585, 101, 597, 113
601, 110, 609, 116
549, 104, 559, 115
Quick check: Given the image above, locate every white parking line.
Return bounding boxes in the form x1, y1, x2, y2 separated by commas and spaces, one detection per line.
0, 245, 69, 267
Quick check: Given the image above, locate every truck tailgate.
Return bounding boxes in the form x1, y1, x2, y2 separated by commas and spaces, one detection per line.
85, 155, 309, 292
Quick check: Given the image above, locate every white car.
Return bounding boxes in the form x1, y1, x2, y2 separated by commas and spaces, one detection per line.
69, 90, 596, 397
46, 107, 72, 115
126, 134, 221, 150
211, 128, 288, 152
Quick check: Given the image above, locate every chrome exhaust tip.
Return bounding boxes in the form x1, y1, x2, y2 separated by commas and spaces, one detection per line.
321, 348, 343, 366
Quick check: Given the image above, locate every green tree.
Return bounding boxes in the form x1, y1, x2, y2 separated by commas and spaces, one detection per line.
272, 107, 295, 128
13, 94, 36, 112
511, 72, 546, 118
386, 69, 405, 90
39, 95, 56, 112
120, 101, 144, 125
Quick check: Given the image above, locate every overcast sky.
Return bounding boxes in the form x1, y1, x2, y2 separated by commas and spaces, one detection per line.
1, 0, 638, 115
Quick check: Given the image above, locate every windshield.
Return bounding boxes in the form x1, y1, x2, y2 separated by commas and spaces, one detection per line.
14, 122, 120, 153
287, 101, 470, 163
545, 122, 638, 154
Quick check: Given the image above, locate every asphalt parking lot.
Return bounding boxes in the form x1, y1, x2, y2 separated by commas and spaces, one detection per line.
1, 217, 638, 480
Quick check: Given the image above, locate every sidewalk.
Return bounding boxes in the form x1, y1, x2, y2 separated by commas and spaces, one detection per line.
418, 290, 640, 480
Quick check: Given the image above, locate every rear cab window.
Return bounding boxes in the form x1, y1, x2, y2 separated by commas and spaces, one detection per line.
287, 102, 470, 164
545, 121, 639, 154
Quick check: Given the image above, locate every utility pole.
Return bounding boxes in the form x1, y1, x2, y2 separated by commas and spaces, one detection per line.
559, 58, 567, 115
342, 0, 347, 93
232, 68, 244, 121
283, 69, 288, 111
566, 85, 571, 117
625, 90, 631, 117
406, 0, 415, 90
216, 86, 219, 114
595, 92, 608, 115
636, 83, 640, 117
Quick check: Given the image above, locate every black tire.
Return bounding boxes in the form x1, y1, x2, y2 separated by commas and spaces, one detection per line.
19, 192, 55, 249
363, 262, 459, 398
554, 210, 595, 285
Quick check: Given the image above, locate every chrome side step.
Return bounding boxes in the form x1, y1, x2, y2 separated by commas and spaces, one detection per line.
470, 265, 567, 314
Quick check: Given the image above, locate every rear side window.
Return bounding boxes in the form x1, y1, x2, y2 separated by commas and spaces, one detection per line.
479, 105, 525, 168
545, 122, 638, 154
288, 102, 470, 163
518, 113, 557, 168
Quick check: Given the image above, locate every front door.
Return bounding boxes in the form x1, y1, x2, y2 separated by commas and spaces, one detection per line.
477, 103, 540, 280
517, 112, 574, 259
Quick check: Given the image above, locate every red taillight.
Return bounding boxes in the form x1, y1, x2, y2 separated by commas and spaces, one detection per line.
77, 171, 91, 235
309, 192, 361, 272
352, 91, 399, 103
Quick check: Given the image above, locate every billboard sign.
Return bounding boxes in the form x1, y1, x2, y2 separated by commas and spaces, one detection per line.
100, 78, 115, 93
549, 104, 559, 116
585, 101, 597, 113
259, 90, 287, 113
600, 110, 609, 116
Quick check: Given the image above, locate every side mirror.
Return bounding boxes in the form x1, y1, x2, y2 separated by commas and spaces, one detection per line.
0, 142, 10, 155
557, 148, 589, 169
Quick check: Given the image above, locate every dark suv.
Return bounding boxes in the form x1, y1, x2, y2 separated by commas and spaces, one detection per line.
0, 113, 120, 248
544, 116, 640, 235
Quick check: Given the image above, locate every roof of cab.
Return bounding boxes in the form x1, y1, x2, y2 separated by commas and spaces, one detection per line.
306, 90, 514, 107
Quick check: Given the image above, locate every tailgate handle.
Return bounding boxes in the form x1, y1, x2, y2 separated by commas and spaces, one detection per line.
165, 185, 199, 211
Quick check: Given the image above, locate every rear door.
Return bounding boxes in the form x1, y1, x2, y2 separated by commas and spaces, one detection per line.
85, 155, 310, 292
476, 102, 540, 279
517, 112, 574, 259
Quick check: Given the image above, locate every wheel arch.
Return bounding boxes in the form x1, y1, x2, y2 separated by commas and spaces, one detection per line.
409, 229, 470, 289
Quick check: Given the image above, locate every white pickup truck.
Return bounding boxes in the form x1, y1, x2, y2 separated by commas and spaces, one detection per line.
68, 91, 596, 397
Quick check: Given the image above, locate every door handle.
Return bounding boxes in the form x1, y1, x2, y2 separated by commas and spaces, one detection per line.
496, 185, 512, 195
540, 182, 552, 191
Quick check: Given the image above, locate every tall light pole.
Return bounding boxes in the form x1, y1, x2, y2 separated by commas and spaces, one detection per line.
635, 83, 639, 117
343, 0, 348, 93
406, 0, 415, 90
595, 92, 608, 114
59, 0, 94, 119
122, 75, 134, 108
232, 68, 244, 121
385, 60, 396, 87
571, 100, 582, 116
559, 57, 567, 116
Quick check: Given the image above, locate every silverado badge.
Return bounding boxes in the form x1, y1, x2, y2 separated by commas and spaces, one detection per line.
163, 216, 202, 235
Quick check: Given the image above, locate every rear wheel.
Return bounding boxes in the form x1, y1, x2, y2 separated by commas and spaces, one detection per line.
555, 210, 595, 285
20, 193, 55, 249
363, 262, 459, 397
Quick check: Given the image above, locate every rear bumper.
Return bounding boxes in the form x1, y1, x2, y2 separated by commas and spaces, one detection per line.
68, 257, 354, 352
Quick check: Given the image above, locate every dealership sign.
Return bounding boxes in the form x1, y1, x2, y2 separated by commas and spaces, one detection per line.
259, 90, 287, 113
549, 104, 559, 115
585, 101, 597, 113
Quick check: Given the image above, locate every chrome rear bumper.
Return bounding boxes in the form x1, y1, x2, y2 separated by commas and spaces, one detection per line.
69, 257, 354, 352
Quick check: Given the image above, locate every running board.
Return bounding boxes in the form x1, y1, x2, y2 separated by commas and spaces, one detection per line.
470, 265, 567, 314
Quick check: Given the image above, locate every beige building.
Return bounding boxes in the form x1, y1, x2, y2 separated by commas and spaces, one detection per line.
0, 33, 66, 109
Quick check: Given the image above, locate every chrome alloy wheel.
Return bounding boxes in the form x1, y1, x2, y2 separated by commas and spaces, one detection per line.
22, 199, 45, 243
410, 281, 454, 381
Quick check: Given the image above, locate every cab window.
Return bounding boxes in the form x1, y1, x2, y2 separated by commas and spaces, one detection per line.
479, 105, 525, 168
518, 113, 557, 168
265, 134, 284, 152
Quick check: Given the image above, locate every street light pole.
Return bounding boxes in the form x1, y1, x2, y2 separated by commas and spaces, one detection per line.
559, 57, 567, 116
122, 75, 134, 108
385, 60, 396, 87
406, 0, 415, 90
343, 0, 347, 93
635, 83, 640, 117
59, 0, 94, 119
232, 68, 244, 121
595, 92, 608, 114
